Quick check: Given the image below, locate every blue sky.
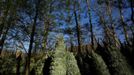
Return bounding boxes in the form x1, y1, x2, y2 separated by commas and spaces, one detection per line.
3, 0, 133, 52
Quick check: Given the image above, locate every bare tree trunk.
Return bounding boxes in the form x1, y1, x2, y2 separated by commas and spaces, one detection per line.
43, 20, 50, 50
105, 0, 120, 47
86, 0, 95, 50
25, 1, 39, 75
74, 10, 82, 54
16, 50, 22, 75
117, 0, 129, 44
130, 0, 134, 23
25, 19, 36, 75
99, 15, 111, 45
70, 35, 74, 52
25, 17, 37, 75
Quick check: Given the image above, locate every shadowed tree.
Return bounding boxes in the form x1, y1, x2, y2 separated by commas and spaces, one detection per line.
117, 0, 129, 44
0, 0, 17, 55
73, 0, 82, 54
86, 0, 95, 49
25, 0, 40, 75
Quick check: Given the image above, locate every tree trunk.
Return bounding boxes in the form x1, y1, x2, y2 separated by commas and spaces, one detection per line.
117, 0, 129, 44
25, 1, 39, 74
0, 26, 10, 55
86, 0, 95, 49
74, 10, 81, 54
99, 15, 111, 45
130, 0, 134, 23
105, 0, 120, 47
16, 53, 22, 75
0, 0, 13, 55
0, 16, 13, 55
43, 20, 50, 50
0, 0, 11, 37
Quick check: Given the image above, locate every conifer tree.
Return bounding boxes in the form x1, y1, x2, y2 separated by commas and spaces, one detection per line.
50, 35, 80, 75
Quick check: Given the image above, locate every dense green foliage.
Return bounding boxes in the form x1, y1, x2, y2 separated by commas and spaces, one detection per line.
89, 51, 110, 75
50, 36, 80, 75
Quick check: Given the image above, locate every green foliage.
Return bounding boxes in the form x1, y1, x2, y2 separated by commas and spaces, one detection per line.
50, 36, 67, 75
90, 51, 110, 75
66, 52, 80, 75
30, 52, 48, 75
34, 60, 44, 75
50, 35, 80, 75
107, 47, 133, 75
0, 57, 16, 75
